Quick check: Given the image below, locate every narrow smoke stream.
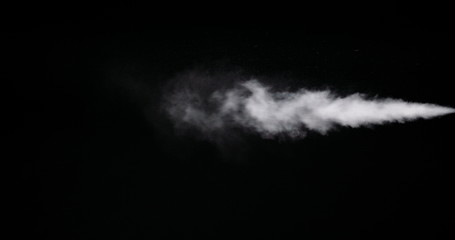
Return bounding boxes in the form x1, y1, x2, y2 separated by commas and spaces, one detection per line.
166, 79, 454, 139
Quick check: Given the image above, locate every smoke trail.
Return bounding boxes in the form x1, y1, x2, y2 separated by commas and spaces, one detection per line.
166, 79, 454, 139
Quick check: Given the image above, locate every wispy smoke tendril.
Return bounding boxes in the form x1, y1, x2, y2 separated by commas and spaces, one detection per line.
166, 79, 454, 139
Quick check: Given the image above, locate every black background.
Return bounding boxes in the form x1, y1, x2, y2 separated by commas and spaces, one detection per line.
7, 3, 454, 239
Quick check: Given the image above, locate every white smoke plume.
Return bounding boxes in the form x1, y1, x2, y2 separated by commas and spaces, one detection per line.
166, 79, 454, 139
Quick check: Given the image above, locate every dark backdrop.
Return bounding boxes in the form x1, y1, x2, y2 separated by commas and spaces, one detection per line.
8, 3, 454, 239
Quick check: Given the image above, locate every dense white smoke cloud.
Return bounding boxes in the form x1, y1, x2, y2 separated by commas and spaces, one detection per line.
166, 79, 454, 139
